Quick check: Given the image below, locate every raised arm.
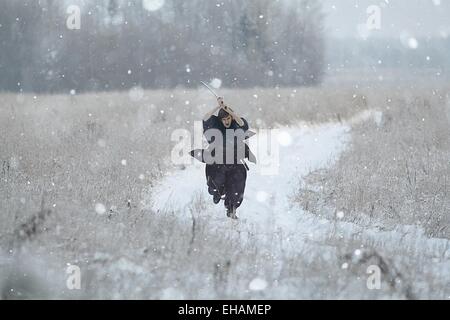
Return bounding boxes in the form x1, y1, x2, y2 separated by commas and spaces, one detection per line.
204, 97, 245, 127
216, 97, 245, 127
203, 97, 227, 121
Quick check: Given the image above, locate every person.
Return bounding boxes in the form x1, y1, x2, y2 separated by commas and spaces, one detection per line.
201, 97, 254, 219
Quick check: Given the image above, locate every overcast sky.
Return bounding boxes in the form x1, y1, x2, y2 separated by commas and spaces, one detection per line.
320, 0, 450, 39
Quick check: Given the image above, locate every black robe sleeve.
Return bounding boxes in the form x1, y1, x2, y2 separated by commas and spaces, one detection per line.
203, 115, 219, 133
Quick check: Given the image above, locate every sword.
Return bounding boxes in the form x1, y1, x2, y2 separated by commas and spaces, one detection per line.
200, 81, 219, 99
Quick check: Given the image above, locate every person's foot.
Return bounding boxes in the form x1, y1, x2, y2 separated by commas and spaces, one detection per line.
226, 206, 238, 220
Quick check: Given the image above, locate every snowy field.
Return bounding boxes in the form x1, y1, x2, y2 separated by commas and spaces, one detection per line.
147, 111, 450, 299
0, 86, 449, 299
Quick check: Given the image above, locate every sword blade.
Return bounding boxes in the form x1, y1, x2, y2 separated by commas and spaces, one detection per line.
200, 81, 219, 99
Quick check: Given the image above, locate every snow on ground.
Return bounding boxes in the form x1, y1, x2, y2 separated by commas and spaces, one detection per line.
148, 120, 350, 232
146, 110, 450, 278
3, 110, 446, 299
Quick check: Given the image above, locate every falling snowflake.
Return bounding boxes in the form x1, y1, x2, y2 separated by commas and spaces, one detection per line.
256, 191, 269, 203
210, 78, 222, 89
142, 0, 165, 12
277, 131, 292, 147
95, 203, 106, 215
408, 38, 419, 49
249, 278, 268, 291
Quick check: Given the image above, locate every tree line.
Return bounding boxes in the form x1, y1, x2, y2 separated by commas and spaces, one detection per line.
0, 0, 325, 93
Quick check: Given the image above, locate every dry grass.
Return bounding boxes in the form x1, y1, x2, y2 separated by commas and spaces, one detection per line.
0, 85, 449, 299
296, 88, 450, 238
0, 86, 373, 240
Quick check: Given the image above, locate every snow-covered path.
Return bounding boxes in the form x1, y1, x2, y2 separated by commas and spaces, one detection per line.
148, 121, 349, 233
146, 112, 450, 263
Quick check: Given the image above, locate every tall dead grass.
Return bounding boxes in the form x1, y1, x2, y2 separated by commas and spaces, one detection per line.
1, 85, 449, 299
297, 88, 450, 238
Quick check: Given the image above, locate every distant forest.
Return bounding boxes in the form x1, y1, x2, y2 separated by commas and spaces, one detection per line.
0, 0, 325, 93
1, 0, 448, 94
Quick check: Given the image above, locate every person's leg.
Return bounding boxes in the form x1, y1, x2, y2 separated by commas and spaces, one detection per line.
206, 165, 216, 195
206, 165, 226, 203
225, 165, 247, 210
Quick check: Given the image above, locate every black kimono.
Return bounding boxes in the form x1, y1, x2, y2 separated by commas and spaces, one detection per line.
199, 115, 254, 210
